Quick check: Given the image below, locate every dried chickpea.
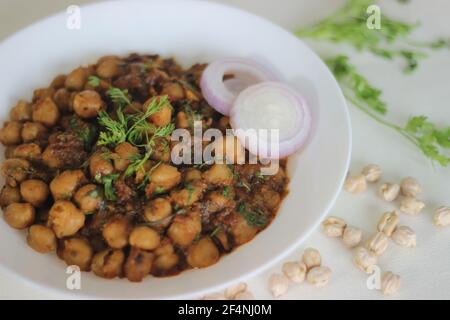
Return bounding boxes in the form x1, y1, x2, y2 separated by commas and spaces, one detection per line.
186, 237, 219, 268
282, 261, 307, 283
124, 247, 154, 282
344, 174, 367, 194
378, 183, 400, 202
342, 226, 363, 248
0, 121, 22, 145
361, 164, 381, 182
32, 97, 60, 127
102, 216, 130, 249
224, 282, 247, 299
50, 169, 86, 200
353, 246, 378, 273
381, 271, 401, 296
20, 179, 49, 207
400, 197, 425, 216
377, 211, 399, 237
391, 226, 416, 248
306, 266, 332, 288
27, 225, 57, 253
366, 232, 389, 256
4, 203, 35, 229
234, 291, 254, 300
321, 216, 346, 237
62, 238, 93, 271
268, 273, 289, 298
73, 90, 105, 118
433, 206, 450, 227
129, 226, 161, 251
91, 249, 125, 279
302, 247, 322, 269
48, 200, 85, 238
400, 177, 421, 197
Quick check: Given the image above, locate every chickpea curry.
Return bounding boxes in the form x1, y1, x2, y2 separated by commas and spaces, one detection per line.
0, 54, 289, 282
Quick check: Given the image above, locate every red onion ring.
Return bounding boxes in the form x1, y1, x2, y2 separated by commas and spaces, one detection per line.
200, 57, 280, 115
230, 82, 312, 159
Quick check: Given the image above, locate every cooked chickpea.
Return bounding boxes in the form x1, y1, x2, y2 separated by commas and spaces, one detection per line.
89, 152, 114, 178
62, 238, 93, 271
74, 184, 102, 214
48, 200, 85, 238
176, 111, 189, 129
4, 146, 17, 159
229, 212, 257, 245
50, 170, 86, 200
145, 99, 172, 127
124, 247, 154, 282
53, 88, 72, 113
167, 210, 201, 247
113, 142, 139, 171
10, 100, 32, 122
170, 181, 206, 208
212, 135, 246, 164
129, 226, 161, 250
153, 253, 179, 272
4, 203, 35, 229
1, 158, 31, 187
187, 237, 219, 268
161, 82, 185, 100
32, 97, 60, 127
73, 90, 105, 118
146, 164, 181, 195
42, 146, 63, 169
102, 216, 130, 249
204, 190, 233, 213
27, 225, 57, 253
33, 87, 55, 102
202, 164, 233, 186
51, 74, 67, 89
20, 179, 49, 207
91, 249, 125, 279
65, 67, 88, 90
143, 198, 172, 224
13, 143, 41, 160
0, 121, 23, 145
21, 122, 47, 142
96, 56, 121, 79
0, 185, 21, 207
184, 168, 202, 183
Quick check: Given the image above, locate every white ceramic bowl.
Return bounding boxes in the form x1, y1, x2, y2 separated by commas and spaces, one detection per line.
0, 0, 351, 299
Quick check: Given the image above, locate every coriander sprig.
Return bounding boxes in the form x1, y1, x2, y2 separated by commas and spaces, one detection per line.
327, 56, 450, 166
296, 0, 449, 73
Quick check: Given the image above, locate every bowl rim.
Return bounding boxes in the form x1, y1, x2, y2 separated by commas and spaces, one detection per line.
0, 0, 352, 299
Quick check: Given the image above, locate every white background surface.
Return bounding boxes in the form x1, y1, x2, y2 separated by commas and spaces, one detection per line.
0, 0, 449, 300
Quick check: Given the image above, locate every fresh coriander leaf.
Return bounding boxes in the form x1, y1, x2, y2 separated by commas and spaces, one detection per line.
107, 88, 132, 107
222, 186, 231, 198
238, 204, 268, 228
88, 76, 101, 87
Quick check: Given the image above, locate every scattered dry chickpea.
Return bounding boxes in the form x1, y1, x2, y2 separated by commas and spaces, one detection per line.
224, 282, 247, 299
306, 266, 332, 288
377, 211, 399, 237
321, 216, 346, 238
378, 183, 400, 202
202, 293, 227, 300
381, 272, 401, 296
400, 177, 422, 198
344, 174, 367, 194
352, 247, 378, 273
302, 247, 322, 269
268, 273, 289, 298
234, 291, 254, 300
342, 226, 363, 249
361, 164, 381, 183
433, 206, 450, 227
391, 226, 416, 248
366, 232, 389, 256
282, 261, 307, 283
400, 197, 425, 216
